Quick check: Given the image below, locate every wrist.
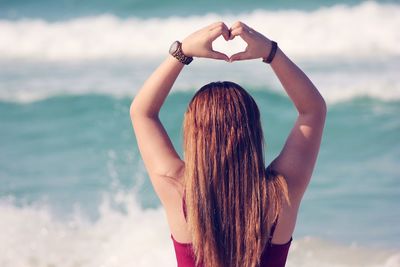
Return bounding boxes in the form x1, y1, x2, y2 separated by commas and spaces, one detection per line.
262, 40, 278, 64
270, 47, 284, 67
169, 41, 193, 65
181, 41, 192, 57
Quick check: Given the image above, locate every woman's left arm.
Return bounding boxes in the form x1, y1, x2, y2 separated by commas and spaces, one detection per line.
130, 56, 186, 181
130, 22, 230, 200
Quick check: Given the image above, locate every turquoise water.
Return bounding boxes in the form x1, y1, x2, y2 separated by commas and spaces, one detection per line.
1, 90, 399, 248
0, 1, 400, 266
1, 0, 397, 20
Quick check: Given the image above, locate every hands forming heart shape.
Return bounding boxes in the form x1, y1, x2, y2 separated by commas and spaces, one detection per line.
181, 21, 274, 62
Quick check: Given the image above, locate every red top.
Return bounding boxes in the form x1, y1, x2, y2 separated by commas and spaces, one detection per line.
171, 198, 292, 267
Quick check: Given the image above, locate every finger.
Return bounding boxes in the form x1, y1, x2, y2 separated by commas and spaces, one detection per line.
229, 21, 251, 33
229, 51, 249, 62
229, 27, 252, 43
209, 23, 230, 41
210, 50, 229, 61
229, 21, 253, 41
223, 25, 231, 41
233, 21, 251, 28
209, 21, 225, 30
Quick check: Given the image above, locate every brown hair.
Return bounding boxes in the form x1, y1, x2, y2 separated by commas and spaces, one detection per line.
183, 81, 289, 267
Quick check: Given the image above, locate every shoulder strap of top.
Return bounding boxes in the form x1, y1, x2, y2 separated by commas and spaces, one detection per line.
182, 195, 187, 221
268, 218, 279, 244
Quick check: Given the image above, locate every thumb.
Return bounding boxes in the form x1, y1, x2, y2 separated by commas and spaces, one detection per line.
229, 51, 248, 62
210, 50, 229, 61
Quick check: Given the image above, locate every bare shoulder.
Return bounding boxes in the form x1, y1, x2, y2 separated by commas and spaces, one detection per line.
266, 165, 302, 244
152, 164, 192, 242
271, 199, 299, 245
151, 161, 185, 207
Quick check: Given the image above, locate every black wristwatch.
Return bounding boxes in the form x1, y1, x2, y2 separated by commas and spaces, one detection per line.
169, 41, 193, 65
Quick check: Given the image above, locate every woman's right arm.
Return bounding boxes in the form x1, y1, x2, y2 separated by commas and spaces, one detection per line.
268, 47, 326, 204
230, 22, 327, 205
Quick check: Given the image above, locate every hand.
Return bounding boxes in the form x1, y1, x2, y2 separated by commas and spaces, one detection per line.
228, 21, 273, 62
181, 22, 230, 61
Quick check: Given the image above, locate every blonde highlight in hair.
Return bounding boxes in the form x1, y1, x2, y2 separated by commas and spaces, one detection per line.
183, 81, 289, 267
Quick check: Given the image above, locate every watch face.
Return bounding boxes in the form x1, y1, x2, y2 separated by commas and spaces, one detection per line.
169, 41, 180, 54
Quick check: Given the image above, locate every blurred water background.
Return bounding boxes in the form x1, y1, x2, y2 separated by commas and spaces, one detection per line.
0, 0, 399, 266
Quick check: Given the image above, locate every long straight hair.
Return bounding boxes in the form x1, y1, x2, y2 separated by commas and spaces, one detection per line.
183, 81, 289, 267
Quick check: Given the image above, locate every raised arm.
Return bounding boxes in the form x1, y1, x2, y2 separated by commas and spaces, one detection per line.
229, 22, 327, 205
130, 22, 230, 204
130, 56, 185, 181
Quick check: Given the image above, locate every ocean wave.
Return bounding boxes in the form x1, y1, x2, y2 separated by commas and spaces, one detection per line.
0, 1, 399, 61
0, 192, 399, 267
0, 57, 399, 104
1, 83, 400, 105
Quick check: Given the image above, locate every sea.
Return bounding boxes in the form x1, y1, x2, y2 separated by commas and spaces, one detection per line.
0, 0, 399, 266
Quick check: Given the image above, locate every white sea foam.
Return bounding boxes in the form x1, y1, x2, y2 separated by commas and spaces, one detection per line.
0, 56, 399, 104
0, 1, 399, 61
0, 1, 399, 104
0, 192, 399, 267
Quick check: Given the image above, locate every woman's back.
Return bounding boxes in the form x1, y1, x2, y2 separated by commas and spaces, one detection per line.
170, 190, 293, 267
130, 21, 326, 267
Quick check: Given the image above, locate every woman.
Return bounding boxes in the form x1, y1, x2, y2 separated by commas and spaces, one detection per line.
130, 21, 326, 267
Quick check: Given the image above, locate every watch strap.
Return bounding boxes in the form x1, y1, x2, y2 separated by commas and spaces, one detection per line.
262, 41, 278, 64
170, 41, 193, 65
